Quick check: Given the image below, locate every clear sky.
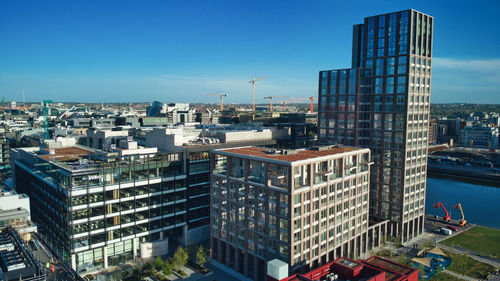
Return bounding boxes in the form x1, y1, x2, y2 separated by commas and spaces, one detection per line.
1, 0, 499, 104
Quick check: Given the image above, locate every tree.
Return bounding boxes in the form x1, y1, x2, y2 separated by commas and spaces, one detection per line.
397, 253, 408, 265
155, 256, 164, 271
195, 245, 208, 268
163, 260, 173, 275
143, 262, 153, 272
121, 270, 129, 280
173, 247, 189, 269
132, 266, 143, 280
417, 265, 425, 281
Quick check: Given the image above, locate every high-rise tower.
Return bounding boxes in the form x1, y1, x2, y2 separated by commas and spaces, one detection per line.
318, 10, 433, 242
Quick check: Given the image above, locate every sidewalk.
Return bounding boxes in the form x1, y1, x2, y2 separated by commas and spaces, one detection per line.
444, 269, 479, 281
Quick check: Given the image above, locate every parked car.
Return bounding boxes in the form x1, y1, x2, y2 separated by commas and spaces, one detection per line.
440, 228, 453, 235
446, 225, 459, 232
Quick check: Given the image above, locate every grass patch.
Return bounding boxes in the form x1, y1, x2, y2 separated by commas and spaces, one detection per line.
440, 226, 500, 258
430, 272, 461, 281
444, 250, 496, 280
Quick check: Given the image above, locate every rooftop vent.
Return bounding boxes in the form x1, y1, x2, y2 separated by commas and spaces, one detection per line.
310, 146, 331, 151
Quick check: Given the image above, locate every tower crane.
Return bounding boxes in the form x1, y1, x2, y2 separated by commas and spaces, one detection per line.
281, 99, 304, 111
433, 202, 451, 222
206, 91, 228, 111
454, 203, 467, 227
249, 76, 267, 111
264, 96, 288, 112
288, 96, 315, 113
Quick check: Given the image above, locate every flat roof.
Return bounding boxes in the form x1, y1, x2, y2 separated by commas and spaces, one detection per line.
215, 146, 363, 163
38, 147, 93, 161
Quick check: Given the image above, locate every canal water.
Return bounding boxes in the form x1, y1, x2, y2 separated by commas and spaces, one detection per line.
425, 177, 500, 229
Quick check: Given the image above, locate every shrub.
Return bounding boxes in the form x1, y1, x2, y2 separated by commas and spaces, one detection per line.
173, 247, 189, 269
163, 260, 173, 276
155, 256, 164, 271
196, 245, 208, 268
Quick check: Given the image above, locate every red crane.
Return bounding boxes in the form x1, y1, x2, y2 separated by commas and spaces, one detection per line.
433, 202, 451, 222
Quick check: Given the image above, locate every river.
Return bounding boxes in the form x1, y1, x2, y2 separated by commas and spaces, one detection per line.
425, 177, 500, 229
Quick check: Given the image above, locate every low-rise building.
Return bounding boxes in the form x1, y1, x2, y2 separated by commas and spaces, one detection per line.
267, 256, 417, 281
0, 227, 46, 281
460, 125, 499, 148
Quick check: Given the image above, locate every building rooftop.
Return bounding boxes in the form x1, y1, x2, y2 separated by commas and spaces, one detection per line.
216, 146, 362, 163
273, 256, 417, 281
38, 146, 94, 161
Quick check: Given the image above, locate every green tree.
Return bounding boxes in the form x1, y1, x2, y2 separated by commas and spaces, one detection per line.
173, 247, 189, 269
143, 262, 153, 273
397, 253, 408, 265
417, 265, 425, 281
120, 270, 129, 280
132, 266, 143, 280
163, 260, 173, 275
196, 245, 208, 268
155, 256, 164, 271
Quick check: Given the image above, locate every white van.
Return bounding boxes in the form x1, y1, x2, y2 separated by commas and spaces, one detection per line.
440, 228, 452, 235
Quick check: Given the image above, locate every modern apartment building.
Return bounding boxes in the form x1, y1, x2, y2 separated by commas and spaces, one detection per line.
210, 146, 389, 280
11, 143, 186, 273
318, 10, 432, 241
145, 125, 289, 245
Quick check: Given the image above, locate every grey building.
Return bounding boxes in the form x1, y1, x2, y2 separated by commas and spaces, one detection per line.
11, 144, 186, 273
318, 10, 432, 241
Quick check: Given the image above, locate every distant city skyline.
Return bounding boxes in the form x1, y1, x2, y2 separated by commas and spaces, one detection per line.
1, 0, 499, 104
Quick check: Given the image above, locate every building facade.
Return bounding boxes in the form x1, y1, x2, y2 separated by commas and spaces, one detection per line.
210, 146, 389, 280
11, 145, 186, 273
318, 10, 432, 241
460, 126, 499, 148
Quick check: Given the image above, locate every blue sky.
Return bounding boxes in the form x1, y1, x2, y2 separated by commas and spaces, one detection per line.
1, 0, 499, 104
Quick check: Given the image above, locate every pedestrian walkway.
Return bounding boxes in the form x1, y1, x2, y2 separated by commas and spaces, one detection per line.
444, 269, 479, 281
438, 244, 500, 269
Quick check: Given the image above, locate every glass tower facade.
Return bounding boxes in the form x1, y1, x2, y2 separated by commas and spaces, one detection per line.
318, 10, 433, 242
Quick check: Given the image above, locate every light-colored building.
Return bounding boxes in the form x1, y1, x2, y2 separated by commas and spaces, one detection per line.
461, 125, 499, 148
210, 146, 388, 280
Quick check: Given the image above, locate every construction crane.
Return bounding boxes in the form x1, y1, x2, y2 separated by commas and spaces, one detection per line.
433, 202, 451, 223
281, 99, 305, 111
206, 91, 228, 111
42, 100, 53, 140
249, 76, 267, 111
264, 96, 288, 112
454, 203, 467, 227
289, 96, 315, 113
57, 106, 76, 120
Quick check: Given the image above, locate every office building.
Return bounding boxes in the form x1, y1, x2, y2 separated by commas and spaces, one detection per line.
146, 102, 195, 124
318, 10, 432, 241
210, 146, 389, 280
11, 142, 186, 273
460, 125, 499, 148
